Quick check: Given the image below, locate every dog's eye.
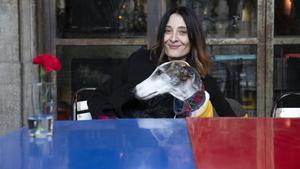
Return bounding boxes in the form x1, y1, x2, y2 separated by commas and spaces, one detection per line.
156, 69, 162, 75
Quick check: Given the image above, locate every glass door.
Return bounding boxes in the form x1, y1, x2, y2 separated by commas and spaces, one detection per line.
54, 0, 148, 119
163, 0, 260, 116
271, 0, 300, 115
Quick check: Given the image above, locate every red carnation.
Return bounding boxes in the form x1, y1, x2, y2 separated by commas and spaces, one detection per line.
32, 54, 61, 73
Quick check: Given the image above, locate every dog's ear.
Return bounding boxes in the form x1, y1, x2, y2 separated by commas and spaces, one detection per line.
179, 66, 193, 81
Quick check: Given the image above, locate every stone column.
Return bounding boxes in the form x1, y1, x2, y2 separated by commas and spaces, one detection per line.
0, 0, 37, 135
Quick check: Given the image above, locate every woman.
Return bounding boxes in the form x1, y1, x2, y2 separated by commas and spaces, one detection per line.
88, 6, 236, 119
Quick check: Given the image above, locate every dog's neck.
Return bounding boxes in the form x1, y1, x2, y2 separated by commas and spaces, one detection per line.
170, 87, 199, 101
173, 86, 206, 117
169, 78, 202, 101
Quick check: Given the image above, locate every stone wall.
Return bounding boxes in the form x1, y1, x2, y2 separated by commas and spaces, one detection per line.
0, 0, 37, 135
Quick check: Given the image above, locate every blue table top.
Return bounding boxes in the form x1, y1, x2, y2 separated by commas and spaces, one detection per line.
0, 119, 195, 169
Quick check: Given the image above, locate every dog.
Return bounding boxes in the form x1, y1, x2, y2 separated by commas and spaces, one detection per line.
134, 60, 213, 118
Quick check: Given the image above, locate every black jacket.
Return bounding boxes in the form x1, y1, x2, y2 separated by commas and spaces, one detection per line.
88, 48, 236, 118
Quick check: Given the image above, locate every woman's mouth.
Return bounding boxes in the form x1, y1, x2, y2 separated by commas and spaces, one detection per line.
168, 44, 181, 49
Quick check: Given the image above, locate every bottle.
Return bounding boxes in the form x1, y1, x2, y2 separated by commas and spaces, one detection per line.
132, 0, 146, 32
117, 1, 130, 34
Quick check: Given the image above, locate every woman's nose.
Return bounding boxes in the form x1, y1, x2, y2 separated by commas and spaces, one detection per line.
170, 32, 178, 42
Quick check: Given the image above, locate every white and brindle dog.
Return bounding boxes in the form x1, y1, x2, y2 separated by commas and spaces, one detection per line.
134, 60, 213, 118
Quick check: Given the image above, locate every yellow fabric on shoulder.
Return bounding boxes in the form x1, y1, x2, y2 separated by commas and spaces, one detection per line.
191, 91, 213, 118
193, 100, 213, 117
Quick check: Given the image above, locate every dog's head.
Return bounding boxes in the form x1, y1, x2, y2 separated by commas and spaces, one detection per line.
134, 60, 203, 101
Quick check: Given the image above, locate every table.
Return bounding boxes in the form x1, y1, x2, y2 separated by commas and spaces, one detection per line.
0, 119, 194, 169
187, 118, 300, 169
1, 118, 300, 169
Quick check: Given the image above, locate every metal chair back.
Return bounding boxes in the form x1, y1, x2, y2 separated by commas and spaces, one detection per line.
271, 92, 300, 117
72, 87, 96, 120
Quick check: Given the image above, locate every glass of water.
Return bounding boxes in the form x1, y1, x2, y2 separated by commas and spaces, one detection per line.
28, 82, 55, 138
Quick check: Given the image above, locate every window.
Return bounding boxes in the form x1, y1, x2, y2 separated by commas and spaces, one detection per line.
40, 0, 300, 118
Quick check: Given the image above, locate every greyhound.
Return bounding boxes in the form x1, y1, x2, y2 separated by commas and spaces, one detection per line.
134, 60, 213, 118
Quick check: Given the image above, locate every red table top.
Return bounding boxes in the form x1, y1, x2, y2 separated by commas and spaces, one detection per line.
187, 118, 300, 169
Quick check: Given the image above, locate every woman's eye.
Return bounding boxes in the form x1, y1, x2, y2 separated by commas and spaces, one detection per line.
165, 29, 172, 34
178, 30, 187, 35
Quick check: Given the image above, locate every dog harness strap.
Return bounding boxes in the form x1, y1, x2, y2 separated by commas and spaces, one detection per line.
173, 85, 206, 117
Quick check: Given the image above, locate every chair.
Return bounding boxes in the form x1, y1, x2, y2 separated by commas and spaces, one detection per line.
72, 87, 96, 120
225, 97, 247, 117
271, 92, 300, 118
212, 97, 246, 117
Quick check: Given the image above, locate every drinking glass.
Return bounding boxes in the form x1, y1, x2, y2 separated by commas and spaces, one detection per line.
28, 82, 55, 138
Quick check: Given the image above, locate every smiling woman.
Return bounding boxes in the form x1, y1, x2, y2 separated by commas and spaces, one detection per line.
88, 6, 236, 119
154, 7, 210, 77
163, 13, 191, 59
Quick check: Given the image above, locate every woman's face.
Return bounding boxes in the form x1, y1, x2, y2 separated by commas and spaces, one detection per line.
164, 13, 191, 59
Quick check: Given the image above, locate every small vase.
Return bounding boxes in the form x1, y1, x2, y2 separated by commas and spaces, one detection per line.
34, 82, 56, 114
28, 82, 56, 138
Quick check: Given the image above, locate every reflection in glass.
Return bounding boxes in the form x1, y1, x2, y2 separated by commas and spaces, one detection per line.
209, 45, 257, 116
164, 0, 257, 38
275, 0, 300, 35
56, 45, 143, 120
274, 45, 300, 100
57, 0, 147, 38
